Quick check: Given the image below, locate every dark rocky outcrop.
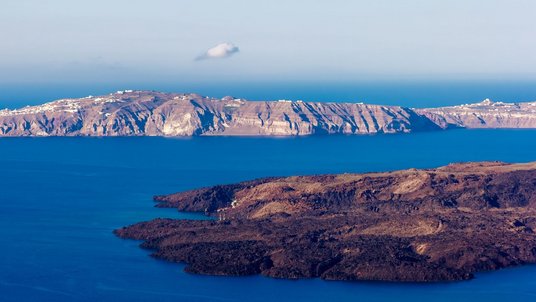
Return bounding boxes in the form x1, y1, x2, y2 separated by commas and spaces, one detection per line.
115, 161, 536, 282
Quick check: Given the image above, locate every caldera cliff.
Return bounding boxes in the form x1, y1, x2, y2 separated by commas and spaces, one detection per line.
2, 90, 536, 136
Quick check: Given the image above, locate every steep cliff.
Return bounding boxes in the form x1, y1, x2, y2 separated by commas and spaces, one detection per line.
416, 99, 536, 129
1, 91, 535, 136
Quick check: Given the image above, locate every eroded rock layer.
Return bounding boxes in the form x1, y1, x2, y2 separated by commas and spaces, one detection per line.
2, 91, 535, 136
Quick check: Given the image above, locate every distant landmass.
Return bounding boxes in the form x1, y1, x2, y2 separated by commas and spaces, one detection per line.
1, 90, 536, 136
115, 161, 536, 282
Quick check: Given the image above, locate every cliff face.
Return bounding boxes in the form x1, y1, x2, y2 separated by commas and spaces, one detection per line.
416, 99, 536, 129
116, 162, 536, 282
0, 91, 436, 136
2, 90, 534, 136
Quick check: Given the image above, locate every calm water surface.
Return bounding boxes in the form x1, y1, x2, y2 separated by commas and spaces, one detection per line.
2, 81, 536, 108
1, 130, 536, 301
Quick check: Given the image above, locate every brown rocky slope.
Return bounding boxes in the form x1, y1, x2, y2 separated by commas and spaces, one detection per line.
115, 161, 536, 282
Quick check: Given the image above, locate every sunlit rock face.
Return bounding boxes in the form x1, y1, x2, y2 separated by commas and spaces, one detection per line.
416, 99, 536, 129
1, 91, 534, 136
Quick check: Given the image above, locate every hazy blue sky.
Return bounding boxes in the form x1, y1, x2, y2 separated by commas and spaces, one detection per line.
2, 0, 536, 85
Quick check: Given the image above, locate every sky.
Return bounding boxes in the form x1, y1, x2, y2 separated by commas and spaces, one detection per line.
1, 0, 536, 105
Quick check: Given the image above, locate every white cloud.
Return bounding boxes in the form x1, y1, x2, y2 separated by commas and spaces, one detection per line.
195, 42, 239, 61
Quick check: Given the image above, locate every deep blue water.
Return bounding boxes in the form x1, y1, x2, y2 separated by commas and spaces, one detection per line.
2, 80, 536, 109
2, 130, 536, 301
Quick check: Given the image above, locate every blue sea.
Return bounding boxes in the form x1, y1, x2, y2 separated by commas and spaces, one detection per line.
1, 130, 536, 301
2, 80, 536, 109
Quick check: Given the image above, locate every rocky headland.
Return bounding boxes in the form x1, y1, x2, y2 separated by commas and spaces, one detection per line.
115, 161, 536, 282
1, 90, 536, 136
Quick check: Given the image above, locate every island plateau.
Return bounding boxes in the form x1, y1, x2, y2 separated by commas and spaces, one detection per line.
2, 90, 536, 136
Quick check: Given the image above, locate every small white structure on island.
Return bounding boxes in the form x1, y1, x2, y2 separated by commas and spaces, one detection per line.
116, 90, 133, 95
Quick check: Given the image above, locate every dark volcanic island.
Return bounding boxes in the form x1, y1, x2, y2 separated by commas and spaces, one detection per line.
115, 162, 536, 282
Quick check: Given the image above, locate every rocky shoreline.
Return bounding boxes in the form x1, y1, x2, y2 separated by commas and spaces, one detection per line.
115, 161, 536, 282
